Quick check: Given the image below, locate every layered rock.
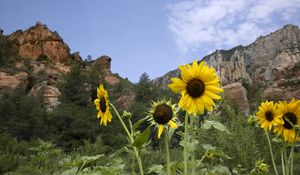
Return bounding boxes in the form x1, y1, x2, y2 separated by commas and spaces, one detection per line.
8, 21, 71, 63
223, 82, 250, 114
0, 72, 28, 93
154, 24, 300, 114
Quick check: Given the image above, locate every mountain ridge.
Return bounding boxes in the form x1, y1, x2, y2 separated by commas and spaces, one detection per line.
153, 24, 300, 114
1, 22, 299, 114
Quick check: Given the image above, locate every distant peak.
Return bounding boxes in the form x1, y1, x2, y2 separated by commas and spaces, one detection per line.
282, 24, 299, 29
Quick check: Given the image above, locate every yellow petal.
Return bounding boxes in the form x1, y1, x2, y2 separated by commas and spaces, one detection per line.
205, 91, 222, 100
158, 125, 164, 139
169, 120, 178, 129
168, 78, 186, 93
179, 65, 193, 82
205, 86, 224, 93
204, 79, 220, 86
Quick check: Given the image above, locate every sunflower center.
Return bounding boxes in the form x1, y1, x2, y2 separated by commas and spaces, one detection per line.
99, 97, 107, 113
153, 104, 173, 125
283, 112, 297, 129
265, 111, 274, 121
186, 79, 205, 98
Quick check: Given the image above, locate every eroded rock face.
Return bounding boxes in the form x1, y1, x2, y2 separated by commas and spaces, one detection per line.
96, 55, 120, 85
154, 24, 300, 114
8, 21, 71, 63
0, 72, 28, 92
29, 81, 61, 111
223, 82, 250, 114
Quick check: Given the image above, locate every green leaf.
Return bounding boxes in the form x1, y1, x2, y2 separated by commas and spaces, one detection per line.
202, 144, 216, 151
202, 120, 230, 134
109, 146, 130, 158
132, 118, 146, 131
132, 127, 150, 148
211, 165, 231, 174
147, 164, 164, 174
180, 138, 199, 152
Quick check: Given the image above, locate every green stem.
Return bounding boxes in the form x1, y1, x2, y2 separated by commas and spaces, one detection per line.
110, 103, 132, 139
290, 145, 294, 175
128, 118, 134, 137
290, 130, 299, 175
281, 148, 286, 175
110, 103, 144, 175
283, 145, 289, 175
190, 117, 196, 175
265, 130, 279, 175
165, 128, 172, 175
196, 151, 208, 167
183, 112, 189, 175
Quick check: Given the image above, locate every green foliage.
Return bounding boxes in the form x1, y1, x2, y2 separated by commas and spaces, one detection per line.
194, 97, 272, 172
132, 127, 150, 148
0, 35, 19, 69
0, 87, 49, 140
59, 64, 90, 106
36, 54, 48, 62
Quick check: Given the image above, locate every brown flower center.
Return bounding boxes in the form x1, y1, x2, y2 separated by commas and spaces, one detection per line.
186, 79, 205, 98
99, 97, 107, 113
283, 112, 297, 129
153, 104, 173, 125
265, 111, 274, 121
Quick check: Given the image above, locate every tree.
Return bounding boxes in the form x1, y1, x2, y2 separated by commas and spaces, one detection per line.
135, 72, 154, 103
59, 64, 89, 106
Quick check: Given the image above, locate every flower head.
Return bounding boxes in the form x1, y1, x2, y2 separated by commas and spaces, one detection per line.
94, 84, 112, 126
256, 101, 283, 130
168, 60, 223, 115
147, 99, 179, 139
274, 99, 300, 142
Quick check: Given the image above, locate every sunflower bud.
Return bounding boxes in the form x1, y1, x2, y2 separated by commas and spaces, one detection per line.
122, 110, 132, 119
255, 159, 269, 175
247, 115, 256, 126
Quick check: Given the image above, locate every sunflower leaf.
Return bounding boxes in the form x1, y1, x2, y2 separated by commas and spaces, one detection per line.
202, 144, 216, 151
202, 120, 230, 134
132, 127, 150, 148
109, 146, 129, 158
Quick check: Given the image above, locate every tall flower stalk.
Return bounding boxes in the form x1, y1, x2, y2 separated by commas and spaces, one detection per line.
94, 84, 144, 175
255, 99, 300, 175
110, 103, 144, 175
168, 60, 223, 175
146, 99, 179, 174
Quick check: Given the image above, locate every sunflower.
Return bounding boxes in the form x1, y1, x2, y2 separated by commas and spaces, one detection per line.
147, 99, 179, 139
274, 99, 300, 142
94, 84, 112, 126
256, 101, 283, 131
168, 60, 223, 115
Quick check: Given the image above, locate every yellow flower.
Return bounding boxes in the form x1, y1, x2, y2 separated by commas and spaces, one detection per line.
168, 60, 223, 115
147, 99, 179, 139
274, 99, 300, 142
94, 84, 112, 126
256, 101, 283, 130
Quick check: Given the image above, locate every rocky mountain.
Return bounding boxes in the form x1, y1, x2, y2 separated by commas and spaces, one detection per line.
154, 24, 300, 114
1, 22, 299, 114
0, 22, 134, 110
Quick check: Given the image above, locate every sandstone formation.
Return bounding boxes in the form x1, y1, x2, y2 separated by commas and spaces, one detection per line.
0, 72, 28, 92
154, 24, 300, 114
96, 55, 120, 85
8, 21, 71, 63
223, 82, 250, 114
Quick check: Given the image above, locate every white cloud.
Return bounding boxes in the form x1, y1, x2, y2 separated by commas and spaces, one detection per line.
167, 0, 300, 55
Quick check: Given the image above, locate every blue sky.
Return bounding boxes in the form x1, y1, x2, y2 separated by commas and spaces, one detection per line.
1, 0, 300, 82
